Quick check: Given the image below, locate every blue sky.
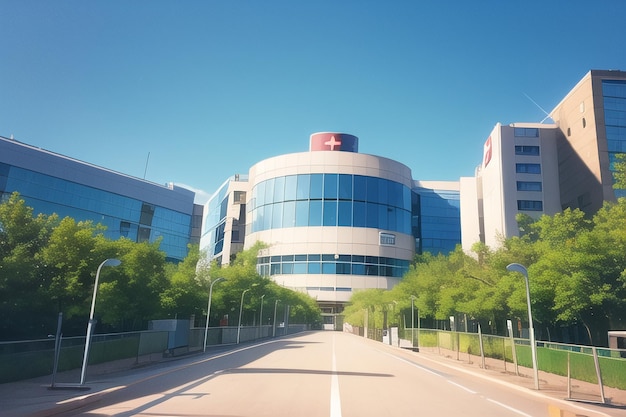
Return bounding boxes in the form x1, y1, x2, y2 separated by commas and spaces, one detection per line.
2, 1, 626, 203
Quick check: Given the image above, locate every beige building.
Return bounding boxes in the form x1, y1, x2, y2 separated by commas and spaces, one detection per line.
461, 123, 561, 249
551, 69, 626, 213
461, 69, 626, 250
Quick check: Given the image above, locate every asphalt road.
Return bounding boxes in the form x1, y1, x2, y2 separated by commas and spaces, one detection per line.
63, 331, 622, 417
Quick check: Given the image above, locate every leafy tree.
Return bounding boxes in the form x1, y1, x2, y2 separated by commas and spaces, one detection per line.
202, 242, 321, 327
343, 288, 386, 327
40, 217, 108, 318
97, 237, 168, 331
160, 244, 207, 320
0, 192, 58, 338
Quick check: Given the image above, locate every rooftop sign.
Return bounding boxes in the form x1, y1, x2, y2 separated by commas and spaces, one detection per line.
309, 132, 358, 153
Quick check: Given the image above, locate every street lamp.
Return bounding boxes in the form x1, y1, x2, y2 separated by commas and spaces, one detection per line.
410, 295, 416, 348
203, 277, 225, 352
258, 294, 265, 338
80, 258, 121, 385
237, 288, 252, 344
273, 299, 280, 337
507, 263, 539, 390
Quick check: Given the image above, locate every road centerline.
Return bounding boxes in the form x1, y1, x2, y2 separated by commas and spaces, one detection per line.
330, 333, 342, 417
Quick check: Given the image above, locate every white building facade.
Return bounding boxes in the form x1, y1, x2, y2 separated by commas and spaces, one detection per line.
461, 123, 561, 250
244, 133, 416, 328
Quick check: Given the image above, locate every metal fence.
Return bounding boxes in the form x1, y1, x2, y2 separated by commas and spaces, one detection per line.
0, 323, 310, 384
345, 325, 626, 401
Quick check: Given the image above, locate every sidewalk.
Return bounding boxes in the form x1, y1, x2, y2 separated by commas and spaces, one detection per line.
1, 340, 625, 417
0, 353, 191, 417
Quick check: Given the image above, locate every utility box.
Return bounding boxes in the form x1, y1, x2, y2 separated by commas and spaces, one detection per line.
149, 319, 190, 355
608, 331, 626, 357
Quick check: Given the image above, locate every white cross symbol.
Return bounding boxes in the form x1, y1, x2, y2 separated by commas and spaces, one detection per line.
325, 135, 342, 151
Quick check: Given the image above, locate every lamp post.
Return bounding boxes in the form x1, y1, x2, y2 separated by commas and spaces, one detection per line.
203, 277, 225, 352
237, 288, 251, 344
259, 294, 265, 338
507, 263, 539, 390
80, 258, 121, 385
410, 295, 416, 348
273, 299, 280, 337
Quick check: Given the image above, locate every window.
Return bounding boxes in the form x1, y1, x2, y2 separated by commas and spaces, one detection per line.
517, 200, 543, 211
515, 145, 540, 156
140, 203, 155, 225
516, 163, 541, 174
516, 181, 542, 191
323, 174, 338, 199
284, 175, 297, 200
514, 128, 539, 137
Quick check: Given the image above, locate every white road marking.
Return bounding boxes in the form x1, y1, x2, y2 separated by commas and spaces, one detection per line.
330, 334, 342, 417
487, 398, 534, 417
446, 379, 477, 394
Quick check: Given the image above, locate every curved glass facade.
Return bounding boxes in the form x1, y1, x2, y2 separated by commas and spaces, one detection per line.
249, 174, 412, 234
257, 253, 410, 278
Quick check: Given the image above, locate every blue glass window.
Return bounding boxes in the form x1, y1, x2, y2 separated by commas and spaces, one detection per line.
322, 262, 336, 274
366, 202, 378, 228
283, 201, 296, 228
272, 202, 283, 229
309, 200, 322, 226
264, 178, 274, 204
310, 174, 323, 199
338, 201, 352, 226
366, 177, 379, 203
354, 175, 367, 201
324, 174, 338, 200
515, 145, 540, 156
295, 201, 308, 227
516, 163, 541, 174
517, 181, 542, 191
263, 204, 273, 230
284, 175, 297, 201
273, 176, 285, 202
251, 174, 412, 235
308, 262, 321, 274
353, 201, 366, 227
323, 201, 337, 226
339, 174, 352, 199
296, 175, 310, 200
514, 128, 539, 137
517, 200, 543, 211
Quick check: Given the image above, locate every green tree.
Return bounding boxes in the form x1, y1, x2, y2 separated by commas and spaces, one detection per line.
40, 217, 108, 318
97, 237, 168, 331
0, 192, 58, 338
160, 244, 207, 320
203, 242, 321, 328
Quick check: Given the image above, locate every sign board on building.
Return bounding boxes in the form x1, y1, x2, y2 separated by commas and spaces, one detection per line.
379, 232, 396, 246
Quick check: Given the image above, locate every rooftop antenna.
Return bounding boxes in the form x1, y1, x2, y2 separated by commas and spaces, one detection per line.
143, 152, 150, 179
523, 93, 553, 123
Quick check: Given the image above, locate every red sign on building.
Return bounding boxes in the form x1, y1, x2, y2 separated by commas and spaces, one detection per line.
483, 136, 492, 168
309, 132, 358, 153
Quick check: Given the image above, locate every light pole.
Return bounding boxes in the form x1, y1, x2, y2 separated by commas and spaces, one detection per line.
203, 277, 225, 352
410, 295, 416, 348
507, 263, 539, 390
273, 299, 280, 337
259, 294, 265, 338
80, 258, 121, 385
237, 288, 251, 344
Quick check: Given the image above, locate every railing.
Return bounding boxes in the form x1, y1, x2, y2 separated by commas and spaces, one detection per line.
345, 325, 626, 399
0, 324, 309, 384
